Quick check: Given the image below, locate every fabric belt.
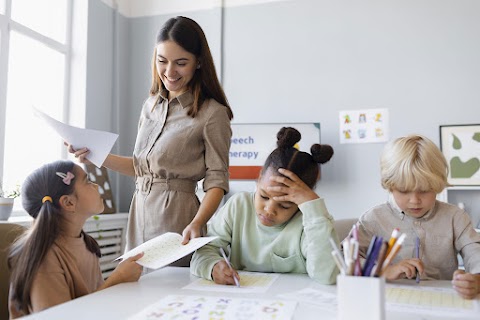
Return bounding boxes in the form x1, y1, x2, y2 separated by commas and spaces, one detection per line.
136, 176, 197, 194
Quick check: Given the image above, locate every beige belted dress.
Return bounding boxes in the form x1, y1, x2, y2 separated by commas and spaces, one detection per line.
127, 90, 231, 266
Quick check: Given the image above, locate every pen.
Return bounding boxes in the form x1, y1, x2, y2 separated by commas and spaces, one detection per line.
219, 247, 240, 287
363, 237, 383, 277
362, 236, 378, 276
372, 240, 388, 277
381, 233, 406, 274
415, 236, 420, 284
329, 237, 348, 274
331, 250, 347, 274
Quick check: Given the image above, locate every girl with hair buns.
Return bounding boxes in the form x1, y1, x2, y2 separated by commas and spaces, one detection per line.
8, 160, 143, 317
191, 127, 339, 285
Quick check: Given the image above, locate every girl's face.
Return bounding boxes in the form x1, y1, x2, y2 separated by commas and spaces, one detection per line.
254, 169, 299, 227
391, 188, 436, 218
72, 165, 104, 216
155, 40, 198, 100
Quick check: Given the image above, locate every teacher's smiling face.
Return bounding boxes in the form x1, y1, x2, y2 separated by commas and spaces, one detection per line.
155, 40, 198, 100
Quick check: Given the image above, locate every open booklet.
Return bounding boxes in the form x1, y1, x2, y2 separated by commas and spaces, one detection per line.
116, 232, 217, 269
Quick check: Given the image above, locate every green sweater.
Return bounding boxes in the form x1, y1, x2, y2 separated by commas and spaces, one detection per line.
190, 192, 339, 284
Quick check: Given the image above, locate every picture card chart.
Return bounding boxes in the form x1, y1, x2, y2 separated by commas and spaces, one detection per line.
339, 108, 389, 144
117, 233, 217, 269
128, 295, 297, 320
183, 271, 279, 293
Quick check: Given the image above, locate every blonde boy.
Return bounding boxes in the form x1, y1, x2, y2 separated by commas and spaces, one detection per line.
352, 134, 480, 299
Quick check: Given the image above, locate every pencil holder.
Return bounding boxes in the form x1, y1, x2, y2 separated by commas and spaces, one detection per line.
337, 275, 385, 320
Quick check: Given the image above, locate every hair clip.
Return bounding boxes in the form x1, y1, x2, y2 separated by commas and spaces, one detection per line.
56, 171, 75, 185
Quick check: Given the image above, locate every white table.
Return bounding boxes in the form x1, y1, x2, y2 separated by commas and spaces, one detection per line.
22, 267, 479, 320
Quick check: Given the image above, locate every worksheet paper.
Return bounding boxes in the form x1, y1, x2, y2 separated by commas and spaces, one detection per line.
278, 288, 337, 315
275, 285, 480, 318
116, 233, 217, 269
34, 107, 118, 168
128, 295, 297, 320
183, 271, 279, 293
386, 284, 480, 317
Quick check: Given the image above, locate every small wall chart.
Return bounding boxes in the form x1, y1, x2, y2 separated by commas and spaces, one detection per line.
339, 108, 389, 144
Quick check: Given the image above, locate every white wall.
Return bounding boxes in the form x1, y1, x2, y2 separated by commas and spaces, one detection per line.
86, 0, 480, 219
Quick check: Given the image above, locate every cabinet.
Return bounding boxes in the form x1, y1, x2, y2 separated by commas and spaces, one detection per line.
438, 187, 480, 229
83, 213, 129, 278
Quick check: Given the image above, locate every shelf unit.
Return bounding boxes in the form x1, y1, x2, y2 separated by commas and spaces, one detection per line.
83, 213, 129, 279
439, 186, 480, 228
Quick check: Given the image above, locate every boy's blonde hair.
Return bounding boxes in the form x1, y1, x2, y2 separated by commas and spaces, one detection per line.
380, 134, 448, 194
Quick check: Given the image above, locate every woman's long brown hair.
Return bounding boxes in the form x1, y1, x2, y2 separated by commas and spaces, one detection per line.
150, 16, 233, 120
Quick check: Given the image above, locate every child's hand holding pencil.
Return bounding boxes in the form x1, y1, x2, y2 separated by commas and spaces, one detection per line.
212, 248, 241, 287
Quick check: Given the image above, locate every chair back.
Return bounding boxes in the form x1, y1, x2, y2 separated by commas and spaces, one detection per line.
334, 218, 358, 243
0, 223, 26, 320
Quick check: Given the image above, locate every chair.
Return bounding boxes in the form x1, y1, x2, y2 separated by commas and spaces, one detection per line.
0, 223, 26, 320
334, 218, 358, 242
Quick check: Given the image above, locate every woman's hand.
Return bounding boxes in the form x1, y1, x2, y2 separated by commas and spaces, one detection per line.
212, 261, 240, 285
267, 168, 319, 206
452, 270, 480, 299
64, 141, 92, 165
181, 222, 202, 244
381, 259, 424, 281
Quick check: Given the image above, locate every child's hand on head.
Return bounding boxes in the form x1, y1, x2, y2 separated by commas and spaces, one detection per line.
382, 258, 424, 281
452, 270, 480, 299
212, 260, 240, 286
268, 168, 319, 206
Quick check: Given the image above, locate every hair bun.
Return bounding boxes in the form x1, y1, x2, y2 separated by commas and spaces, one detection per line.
311, 144, 334, 164
277, 127, 301, 149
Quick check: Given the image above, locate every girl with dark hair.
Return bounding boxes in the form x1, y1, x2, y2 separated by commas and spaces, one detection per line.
191, 127, 339, 285
8, 160, 143, 317
67, 16, 233, 267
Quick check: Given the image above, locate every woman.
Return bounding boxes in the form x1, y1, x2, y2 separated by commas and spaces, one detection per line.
69, 16, 233, 267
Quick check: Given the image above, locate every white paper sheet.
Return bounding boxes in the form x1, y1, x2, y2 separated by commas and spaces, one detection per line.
278, 287, 337, 313
116, 232, 217, 269
128, 295, 297, 320
34, 107, 118, 168
386, 284, 480, 317
183, 271, 279, 293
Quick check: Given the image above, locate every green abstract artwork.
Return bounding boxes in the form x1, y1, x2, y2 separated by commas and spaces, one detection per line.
441, 125, 480, 185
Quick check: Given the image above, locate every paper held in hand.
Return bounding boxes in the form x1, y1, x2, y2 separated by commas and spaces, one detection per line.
116, 232, 217, 269
33, 107, 118, 168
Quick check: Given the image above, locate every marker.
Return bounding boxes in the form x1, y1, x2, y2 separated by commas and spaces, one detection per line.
385, 228, 400, 257
381, 233, 407, 274
219, 247, 240, 287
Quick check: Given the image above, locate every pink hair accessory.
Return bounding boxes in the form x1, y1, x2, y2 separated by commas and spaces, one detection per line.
56, 171, 75, 185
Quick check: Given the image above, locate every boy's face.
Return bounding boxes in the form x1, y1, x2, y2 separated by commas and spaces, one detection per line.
391, 189, 436, 218
254, 169, 299, 227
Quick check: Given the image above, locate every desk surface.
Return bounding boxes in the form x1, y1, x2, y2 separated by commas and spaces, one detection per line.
22, 267, 478, 320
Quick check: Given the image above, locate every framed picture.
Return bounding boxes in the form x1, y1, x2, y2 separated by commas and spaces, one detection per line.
439, 124, 480, 186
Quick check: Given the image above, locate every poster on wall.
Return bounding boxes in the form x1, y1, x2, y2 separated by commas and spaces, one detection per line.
229, 123, 320, 179
440, 124, 480, 186
339, 108, 389, 144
